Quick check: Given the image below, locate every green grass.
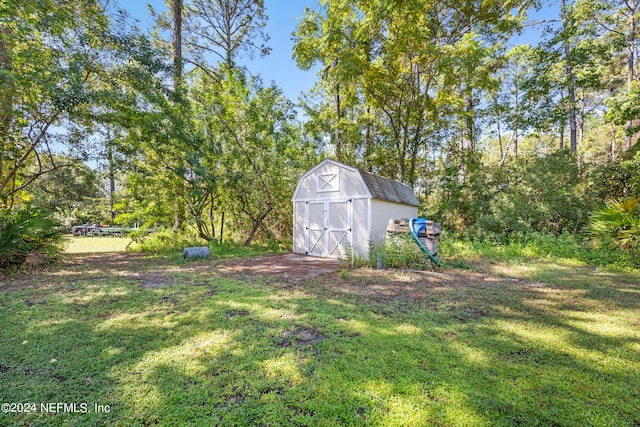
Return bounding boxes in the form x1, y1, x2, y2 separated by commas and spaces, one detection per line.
0, 249, 639, 426
64, 236, 132, 254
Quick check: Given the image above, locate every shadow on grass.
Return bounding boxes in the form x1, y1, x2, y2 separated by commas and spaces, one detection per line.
0, 256, 638, 426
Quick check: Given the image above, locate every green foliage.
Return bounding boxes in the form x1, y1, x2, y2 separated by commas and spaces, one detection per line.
114, 173, 179, 229
582, 149, 640, 201
127, 228, 207, 254
587, 197, 640, 253
440, 231, 640, 270
429, 150, 588, 242
293, 0, 523, 183
0, 0, 136, 207
209, 69, 311, 246
210, 240, 281, 258
0, 206, 64, 272
26, 155, 108, 228
112, 64, 313, 247
341, 241, 368, 268
4, 0, 640, 270
366, 235, 432, 270
606, 81, 640, 132
126, 228, 282, 258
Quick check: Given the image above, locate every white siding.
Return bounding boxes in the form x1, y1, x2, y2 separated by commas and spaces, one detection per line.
370, 200, 418, 246
292, 161, 369, 202
292, 201, 306, 254
292, 159, 419, 259
352, 198, 369, 260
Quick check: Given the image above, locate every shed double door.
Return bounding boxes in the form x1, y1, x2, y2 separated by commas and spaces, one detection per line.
305, 200, 353, 258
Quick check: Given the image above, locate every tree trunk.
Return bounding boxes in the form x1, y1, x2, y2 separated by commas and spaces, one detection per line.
209, 192, 216, 241
578, 98, 585, 147
610, 126, 617, 162
497, 118, 504, 162
513, 88, 519, 158
172, 0, 185, 229
107, 132, 116, 222
334, 84, 342, 161
364, 105, 372, 171
0, 23, 13, 203
243, 206, 273, 247
219, 211, 224, 245
561, 0, 578, 153
173, 0, 183, 88
625, 0, 637, 151
465, 95, 474, 150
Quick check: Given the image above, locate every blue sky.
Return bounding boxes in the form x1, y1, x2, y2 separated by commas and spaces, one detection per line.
115, 0, 556, 103
117, 0, 322, 103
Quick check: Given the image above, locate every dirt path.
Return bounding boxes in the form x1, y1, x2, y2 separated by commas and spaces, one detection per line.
214, 253, 340, 279
2, 251, 548, 314
50, 252, 342, 280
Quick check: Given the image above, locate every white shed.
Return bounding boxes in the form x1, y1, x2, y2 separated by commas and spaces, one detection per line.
292, 159, 419, 259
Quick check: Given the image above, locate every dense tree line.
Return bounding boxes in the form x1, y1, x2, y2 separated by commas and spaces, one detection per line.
294, 0, 640, 167
293, 0, 640, 244
1, 0, 639, 262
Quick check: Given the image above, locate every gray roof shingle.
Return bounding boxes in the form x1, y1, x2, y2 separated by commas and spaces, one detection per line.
357, 168, 419, 206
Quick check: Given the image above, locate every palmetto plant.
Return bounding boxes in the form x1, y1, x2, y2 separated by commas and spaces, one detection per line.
588, 197, 640, 253
0, 207, 64, 271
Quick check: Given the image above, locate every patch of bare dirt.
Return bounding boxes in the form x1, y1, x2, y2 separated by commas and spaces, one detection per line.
226, 310, 250, 319
1, 253, 342, 291
289, 267, 540, 321
281, 326, 328, 347
138, 274, 173, 289
2, 251, 542, 317
214, 253, 340, 279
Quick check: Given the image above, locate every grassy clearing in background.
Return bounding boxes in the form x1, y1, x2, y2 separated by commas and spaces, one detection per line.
124, 228, 282, 260
0, 250, 638, 426
64, 236, 131, 254
63, 235, 276, 259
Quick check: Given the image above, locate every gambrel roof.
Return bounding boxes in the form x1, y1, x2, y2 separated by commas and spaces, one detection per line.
292, 158, 419, 206
357, 167, 419, 206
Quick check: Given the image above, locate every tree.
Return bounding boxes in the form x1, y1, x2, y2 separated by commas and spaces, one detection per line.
575, 0, 639, 152
152, 0, 269, 72
0, 0, 112, 209
26, 155, 106, 226
493, 44, 535, 163
185, 0, 269, 69
172, 0, 186, 229
293, 0, 365, 163
294, 0, 530, 186
206, 69, 308, 246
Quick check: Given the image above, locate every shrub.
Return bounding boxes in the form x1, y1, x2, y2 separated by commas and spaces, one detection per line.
587, 197, 640, 253
367, 235, 434, 270
127, 228, 207, 253
428, 151, 589, 242
0, 207, 64, 272
210, 240, 280, 258
127, 228, 281, 258
440, 231, 640, 270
